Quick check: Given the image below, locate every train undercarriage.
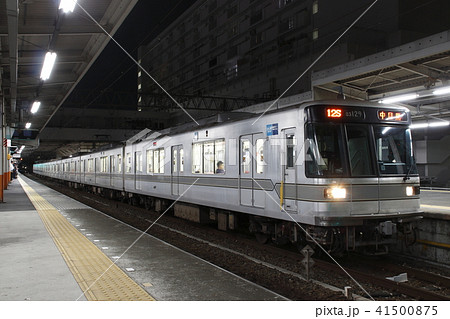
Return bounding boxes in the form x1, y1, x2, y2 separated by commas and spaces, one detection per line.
248, 216, 420, 255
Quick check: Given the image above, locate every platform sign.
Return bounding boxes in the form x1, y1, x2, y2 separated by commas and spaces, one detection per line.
266, 123, 278, 136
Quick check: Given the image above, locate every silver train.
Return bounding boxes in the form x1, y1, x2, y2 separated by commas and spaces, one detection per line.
34, 100, 422, 254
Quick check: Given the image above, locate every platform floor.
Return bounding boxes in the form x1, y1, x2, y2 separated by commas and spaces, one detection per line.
0, 178, 87, 301
420, 189, 450, 218
0, 176, 285, 301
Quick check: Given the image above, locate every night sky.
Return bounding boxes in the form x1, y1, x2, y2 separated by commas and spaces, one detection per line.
67, 0, 197, 106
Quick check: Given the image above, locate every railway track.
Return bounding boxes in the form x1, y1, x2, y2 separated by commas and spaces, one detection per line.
230, 237, 450, 301
347, 256, 450, 290
314, 259, 450, 301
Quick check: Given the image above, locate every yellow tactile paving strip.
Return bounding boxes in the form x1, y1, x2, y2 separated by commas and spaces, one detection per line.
19, 177, 154, 301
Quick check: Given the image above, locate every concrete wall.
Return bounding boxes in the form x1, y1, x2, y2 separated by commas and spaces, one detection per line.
395, 215, 450, 266
414, 135, 450, 187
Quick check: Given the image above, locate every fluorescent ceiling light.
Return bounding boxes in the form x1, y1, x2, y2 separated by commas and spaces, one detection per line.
25, 123, 31, 129
433, 86, 450, 96
31, 101, 41, 114
380, 93, 418, 104
40, 52, 57, 80
410, 121, 449, 129
59, 0, 77, 13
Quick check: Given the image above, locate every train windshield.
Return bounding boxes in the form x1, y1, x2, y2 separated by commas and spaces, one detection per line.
373, 125, 417, 176
306, 124, 347, 177
306, 124, 417, 177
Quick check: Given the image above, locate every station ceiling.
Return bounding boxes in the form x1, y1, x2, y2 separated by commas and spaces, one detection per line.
312, 31, 450, 122
1, 0, 138, 156
1, 1, 449, 161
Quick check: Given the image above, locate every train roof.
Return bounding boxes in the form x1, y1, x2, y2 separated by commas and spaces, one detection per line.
36, 99, 410, 160
131, 99, 410, 144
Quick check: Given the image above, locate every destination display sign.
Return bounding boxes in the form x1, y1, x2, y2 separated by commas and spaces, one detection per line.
307, 105, 410, 124
377, 109, 408, 122
325, 107, 365, 120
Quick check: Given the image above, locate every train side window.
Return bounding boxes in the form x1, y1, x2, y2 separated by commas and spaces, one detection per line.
173, 149, 178, 173
256, 138, 265, 174
88, 159, 94, 173
241, 139, 251, 174
192, 139, 225, 174
135, 152, 143, 173
110, 156, 115, 173
154, 150, 160, 173
117, 155, 122, 173
146, 150, 153, 173
286, 134, 296, 168
215, 140, 225, 174
159, 149, 165, 173
126, 153, 132, 173
100, 156, 108, 173
180, 148, 184, 173
153, 148, 165, 173
203, 142, 215, 174
192, 143, 203, 173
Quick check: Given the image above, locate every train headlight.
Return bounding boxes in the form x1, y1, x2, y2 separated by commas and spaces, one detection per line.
324, 186, 347, 199
406, 186, 414, 196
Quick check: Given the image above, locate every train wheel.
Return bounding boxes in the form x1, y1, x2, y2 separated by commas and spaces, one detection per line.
144, 198, 152, 210
130, 196, 139, 206
255, 232, 270, 244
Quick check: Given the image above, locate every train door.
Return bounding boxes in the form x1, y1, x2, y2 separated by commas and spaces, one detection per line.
171, 145, 183, 196
239, 133, 265, 208
135, 151, 142, 190
95, 157, 98, 185
82, 160, 86, 183
346, 125, 379, 215
77, 160, 80, 183
118, 152, 124, 191
282, 128, 297, 212
110, 155, 114, 187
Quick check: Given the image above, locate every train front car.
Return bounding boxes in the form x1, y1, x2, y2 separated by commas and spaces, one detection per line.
302, 102, 422, 254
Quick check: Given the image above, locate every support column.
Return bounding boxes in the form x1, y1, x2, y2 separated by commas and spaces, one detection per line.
1, 94, 5, 201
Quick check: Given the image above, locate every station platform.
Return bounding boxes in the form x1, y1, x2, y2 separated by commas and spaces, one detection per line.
0, 176, 285, 301
420, 189, 450, 218
409, 188, 450, 265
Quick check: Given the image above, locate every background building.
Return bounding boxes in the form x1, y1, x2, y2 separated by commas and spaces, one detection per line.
137, 0, 449, 113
